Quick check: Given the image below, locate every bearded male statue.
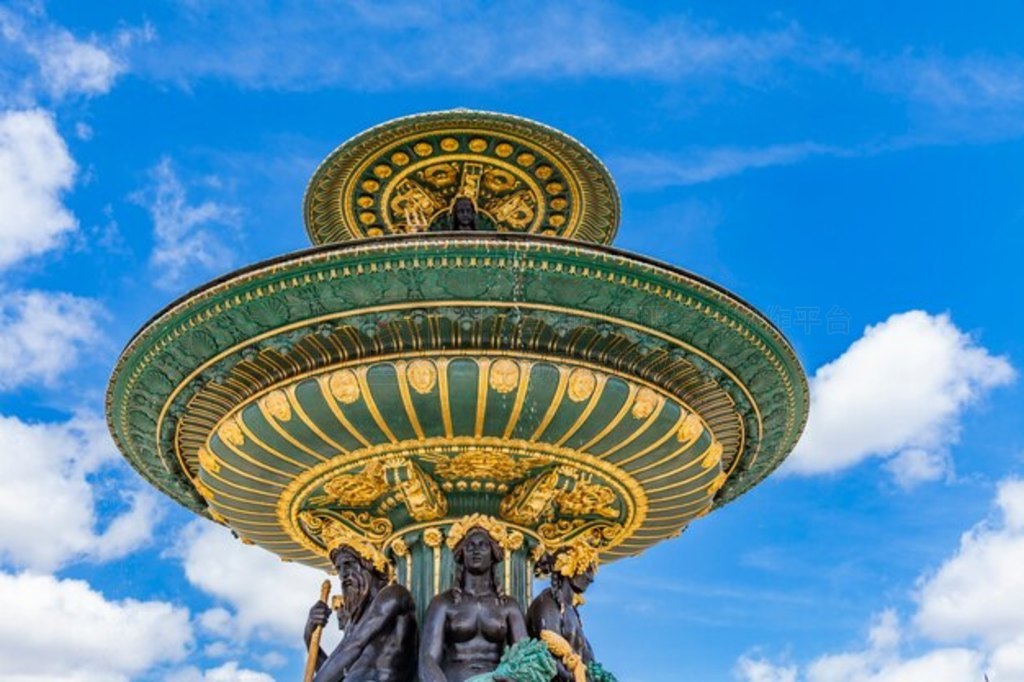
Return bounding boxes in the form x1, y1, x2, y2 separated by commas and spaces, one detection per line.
304, 538, 417, 682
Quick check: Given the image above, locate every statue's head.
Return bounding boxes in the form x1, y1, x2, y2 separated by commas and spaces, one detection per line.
452, 196, 476, 229
451, 526, 504, 593
329, 544, 389, 625
537, 539, 599, 602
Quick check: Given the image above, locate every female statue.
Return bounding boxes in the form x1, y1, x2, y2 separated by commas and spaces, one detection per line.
418, 519, 529, 682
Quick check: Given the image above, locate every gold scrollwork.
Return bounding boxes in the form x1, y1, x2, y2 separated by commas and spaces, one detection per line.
500, 467, 579, 526
322, 460, 388, 507
428, 449, 548, 482
384, 457, 447, 521
299, 511, 391, 572
556, 478, 618, 519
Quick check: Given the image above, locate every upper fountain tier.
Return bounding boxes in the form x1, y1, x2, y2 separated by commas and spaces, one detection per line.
303, 110, 620, 245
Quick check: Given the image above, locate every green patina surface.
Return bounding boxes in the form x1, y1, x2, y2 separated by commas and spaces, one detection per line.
107, 234, 808, 535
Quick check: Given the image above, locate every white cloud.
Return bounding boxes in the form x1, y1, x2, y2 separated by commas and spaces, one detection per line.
735, 655, 797, 682
177, 520, 328, 643
0, 289, 104, 389
915, 478, 1024, 645
0, 571, 192, 682
0, 412, 161, 571
135, 158, 239, 292
610, 142, 839, 189
129, 2, 808, 90
165, 662, 275, 682
738, 479, 1024, 681
787, 311, 1014, 484
0, 6, 125, 100
0, 109, 77, 268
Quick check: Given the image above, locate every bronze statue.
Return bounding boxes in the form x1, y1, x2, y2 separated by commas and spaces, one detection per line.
304, 542, 417, 682
419, 520, 529, 682
430, 195, 495, 232
528, 540, 615, 682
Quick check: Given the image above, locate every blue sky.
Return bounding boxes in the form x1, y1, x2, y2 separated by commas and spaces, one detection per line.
0, 2, 1022, 680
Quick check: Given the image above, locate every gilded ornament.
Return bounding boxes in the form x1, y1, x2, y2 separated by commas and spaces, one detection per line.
516, 152, 536, 166
422, 527, 444, 547
549, 215, 566, 227
567, 368, 597, 402
373, 164, 392, 178
359, 211, 376, 225
422, 163, 458, 188
468, 138, 488, 152
429, 450, 547, 482
709, 471, 728, 494
300, 511, 391, 574
384, 457, 447, 521
406, 359, 437, 394
701, 441, 723, 469
323, 461, 388, 507
495, 142, 514, 157
218, 417, 244, 446
413, 142, 433, 157
551, 537, 600, 578
535, 165, 553, 179
261, 390, 292, 421
546, 182, 565, 194
391, 151, 410, 165
500, 468, 563, 526
361, 179, 380, 192
446, 513, 519, 551
488, 359, 520, 394
194, 479, 215, 501
440, 137, 459, 151
208, 509, 226, 524
630, 387, 660, 420
482, 168, 517, 193
335, 510, 393, 540
550, 197, 568, 210
676, 412, 703, 443
556, 479, 618, 519
197, 446, 221, 474
390, 537, 409, 558
357, 195, 374, 208
328, 369, 361, 404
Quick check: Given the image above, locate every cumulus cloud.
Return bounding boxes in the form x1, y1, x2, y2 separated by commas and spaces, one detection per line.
0, 289, 105, 389
735, 655, 797, 682
738, 479, 1024, 681
916, 478, 1024, 646
0, 571, 192, 681
0, 412, 161, 571
134, 158, 239, 292
177, 521, 327, 643
166, 661, 275, 682
0, 109, 78, 269
786, 311, 1014, 485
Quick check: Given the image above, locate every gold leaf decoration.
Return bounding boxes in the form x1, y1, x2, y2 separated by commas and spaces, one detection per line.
430, 450, 547, 482
197, 446, 221, 474
406, 360, 437, 395
328, 369, 361, 404
218, 417, 244, 446
488, 359, 520, 394
630, 387, 661, 419
261, 390, 292, 421
566, 368, 597, 402
556, 479, 619, 519
701, 441, 724, 469
323, 461, 388, 507
676, 412, 703, 443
